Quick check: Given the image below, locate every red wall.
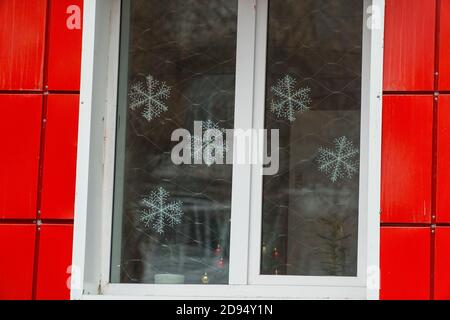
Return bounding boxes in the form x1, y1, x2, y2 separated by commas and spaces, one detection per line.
381, 0, 450, 300
1, 0, 450, 300
0, 0, 81, 300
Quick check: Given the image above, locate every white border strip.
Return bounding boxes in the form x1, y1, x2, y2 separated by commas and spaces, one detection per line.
229, 0, 257, 285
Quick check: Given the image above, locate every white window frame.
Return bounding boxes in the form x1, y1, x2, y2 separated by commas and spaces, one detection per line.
72, 0, 385, 300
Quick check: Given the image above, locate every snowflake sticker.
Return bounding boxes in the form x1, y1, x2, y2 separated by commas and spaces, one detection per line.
192, 120, 229, 166
317, 136, 359, 183
138, 187, 183, 234
129, 74, 172, 121
270, 75, 311, 122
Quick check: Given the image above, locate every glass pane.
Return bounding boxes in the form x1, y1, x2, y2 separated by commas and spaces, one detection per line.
111, 0, 238, 285
261, 0, 363, 276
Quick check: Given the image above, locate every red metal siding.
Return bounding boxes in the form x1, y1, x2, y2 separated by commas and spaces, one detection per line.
383, 0, 436, 91
437, 95, 450, 223
438, 0, 450, 90
435, 227, 450, 299
0, 224, 36, 300
0, 0, 47, 91
0, 0, 82, 300
35, 224, 73, 300
46, 0, 83, 91
40, 95, 79, 220
381, 0, 441, 300
380, 227, 431, 300
0, 95, 42, 219
381, 95, 433, 223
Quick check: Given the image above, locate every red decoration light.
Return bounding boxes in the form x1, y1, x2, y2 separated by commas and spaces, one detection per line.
214, 244, 222, 257
272, 248, 280, 259
216, 257, 225, 269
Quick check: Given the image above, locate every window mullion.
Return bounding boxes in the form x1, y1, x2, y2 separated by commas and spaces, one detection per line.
228, 0, 258, 285
248, 0, 269, 284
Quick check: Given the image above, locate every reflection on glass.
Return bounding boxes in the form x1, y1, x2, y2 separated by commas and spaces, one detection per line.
111, 0, 238, 284
261, 0, 363, 276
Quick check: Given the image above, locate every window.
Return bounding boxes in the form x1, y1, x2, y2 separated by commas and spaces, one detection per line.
111, 0, 238, 285
73, 0, 384, 299
260, 0, 363, 277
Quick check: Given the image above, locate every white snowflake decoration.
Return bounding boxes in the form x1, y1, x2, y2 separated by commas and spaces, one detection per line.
129, 74, 172, 121
192, 120, 229, 166
317, 136, 359, 183
270, 75, 312, 122
138, 187, 183, 234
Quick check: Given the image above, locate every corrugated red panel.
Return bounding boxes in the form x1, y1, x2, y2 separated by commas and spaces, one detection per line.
0, 0, 47, 91
380, 227, 431, 300
35, 224, 73, 300
438, 0, 450, 90
383, 0, 436, 91
381, 95, 433, 223
435, 227, 450, 299
40, 95, 79, 220
46, 0, 83, 91
437, 95, 450, 223
0, 224, 36, 300
0, 95, 42, 219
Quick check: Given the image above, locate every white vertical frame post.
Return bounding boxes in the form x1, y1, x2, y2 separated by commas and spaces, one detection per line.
363, 0, 385, 300
98, 0, 122, 290
248, 0, 268, 284
229, 0, 257, 285
71, 0, 97, 300
72, 0, 121, 299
